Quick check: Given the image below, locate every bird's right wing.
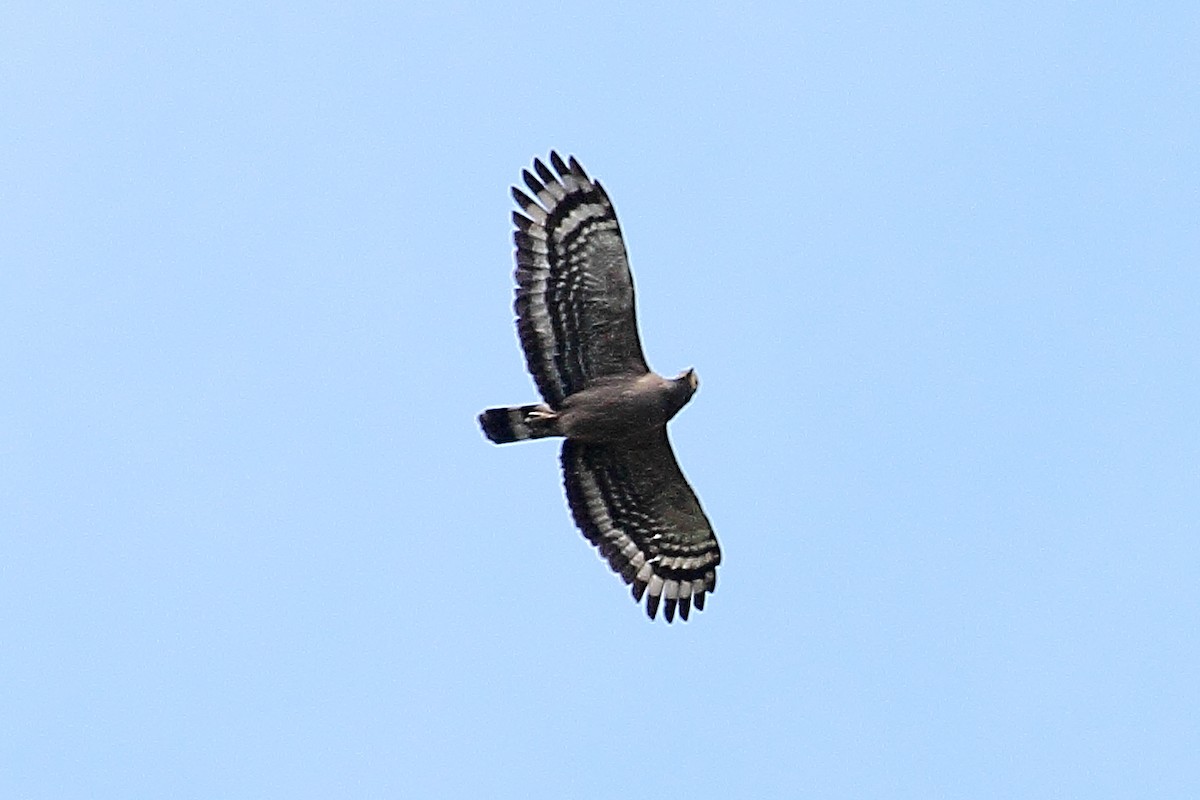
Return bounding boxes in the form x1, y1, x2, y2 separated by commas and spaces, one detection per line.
512, 153, 650, 407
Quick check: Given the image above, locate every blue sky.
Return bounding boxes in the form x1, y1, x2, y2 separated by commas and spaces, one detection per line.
3, 2, 1198, 797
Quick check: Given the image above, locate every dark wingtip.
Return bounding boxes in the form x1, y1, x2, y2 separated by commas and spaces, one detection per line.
631, 580, 647, 602
512, 186, 538, 210
664, 598, 677, 623
567, 155, 588, 180
512, 211, 534, 232
522, 169, 544, 196
513, 231, 538, 251
592, 179, 611, 203
534, 157, 555, 185
549, 151, 569, 175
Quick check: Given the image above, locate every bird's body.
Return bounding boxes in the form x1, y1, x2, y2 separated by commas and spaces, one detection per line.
559, 373, 689, 441
478, 153, 721, 622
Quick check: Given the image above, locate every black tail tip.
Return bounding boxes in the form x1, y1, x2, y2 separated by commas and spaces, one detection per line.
479, 408, 517, 444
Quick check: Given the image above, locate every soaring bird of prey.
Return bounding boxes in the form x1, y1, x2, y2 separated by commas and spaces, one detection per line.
479, 153, 721, 623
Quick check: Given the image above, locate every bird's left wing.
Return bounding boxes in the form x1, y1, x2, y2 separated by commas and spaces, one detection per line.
560, 430, 721, 622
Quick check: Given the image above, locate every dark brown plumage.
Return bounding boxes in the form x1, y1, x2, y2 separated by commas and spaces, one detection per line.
479, 153, 721, 622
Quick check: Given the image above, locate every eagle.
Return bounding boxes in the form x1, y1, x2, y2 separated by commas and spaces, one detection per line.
479, 153, 721, 622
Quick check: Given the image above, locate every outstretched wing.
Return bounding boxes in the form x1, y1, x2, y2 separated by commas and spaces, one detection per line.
561, 431, 721, 622
512, 152, 650, 407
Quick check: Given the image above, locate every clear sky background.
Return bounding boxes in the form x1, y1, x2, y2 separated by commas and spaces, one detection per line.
3, 2, 1198, 798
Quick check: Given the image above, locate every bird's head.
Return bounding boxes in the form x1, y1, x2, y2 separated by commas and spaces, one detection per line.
663, 368, 700, 421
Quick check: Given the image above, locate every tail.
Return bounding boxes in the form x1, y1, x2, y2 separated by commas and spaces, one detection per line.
478, 404, 559, 444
